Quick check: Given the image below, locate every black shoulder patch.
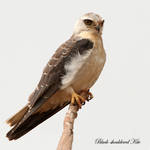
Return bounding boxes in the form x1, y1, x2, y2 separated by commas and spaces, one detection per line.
75, 39, 93, 55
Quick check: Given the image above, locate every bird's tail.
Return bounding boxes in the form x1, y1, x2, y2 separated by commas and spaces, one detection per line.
6, 102, 69, 140
6, 105, 29, 127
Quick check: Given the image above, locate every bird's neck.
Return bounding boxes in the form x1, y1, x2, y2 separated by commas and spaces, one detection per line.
77, 31, 101, 42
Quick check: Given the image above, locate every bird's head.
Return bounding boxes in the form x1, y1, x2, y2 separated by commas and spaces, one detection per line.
74, 12, 104, 35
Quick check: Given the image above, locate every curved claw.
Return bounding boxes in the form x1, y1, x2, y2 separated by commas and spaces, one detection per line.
80, 89, 94, 102
87, 90, 93, 101
82, 102, 85, 105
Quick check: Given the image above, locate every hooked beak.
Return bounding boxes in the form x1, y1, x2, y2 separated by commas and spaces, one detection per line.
95, 25, 100, 32
95, 19, 104, 33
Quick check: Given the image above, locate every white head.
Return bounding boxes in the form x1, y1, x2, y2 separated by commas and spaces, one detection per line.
74, 12, 104, 35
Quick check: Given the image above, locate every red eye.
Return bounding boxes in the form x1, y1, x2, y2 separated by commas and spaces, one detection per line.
83, 19, 93, 25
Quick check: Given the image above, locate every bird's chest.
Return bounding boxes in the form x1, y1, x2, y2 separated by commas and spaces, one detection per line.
72, 45, 105, 92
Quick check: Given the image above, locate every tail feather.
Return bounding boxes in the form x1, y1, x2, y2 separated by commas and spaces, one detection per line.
6, 102, 69, 140
6, 105, 28, 127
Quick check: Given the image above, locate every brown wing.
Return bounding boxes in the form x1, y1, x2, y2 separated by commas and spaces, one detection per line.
28, 37, 93, 111
28, 39, 73, 108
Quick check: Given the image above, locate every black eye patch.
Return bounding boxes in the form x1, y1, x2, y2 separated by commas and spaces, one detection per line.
83, 19, 93, 25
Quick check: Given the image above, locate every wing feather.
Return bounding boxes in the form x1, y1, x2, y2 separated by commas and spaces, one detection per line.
28, 37, 93, 109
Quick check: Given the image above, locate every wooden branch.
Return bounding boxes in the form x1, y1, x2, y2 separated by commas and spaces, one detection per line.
56, 91, 89, 150
56, 104, 78, 150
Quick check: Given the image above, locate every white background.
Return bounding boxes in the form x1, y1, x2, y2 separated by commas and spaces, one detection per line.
0, 0, 150, 150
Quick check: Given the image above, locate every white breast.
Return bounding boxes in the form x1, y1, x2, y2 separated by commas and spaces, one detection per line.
61, 50, 92, 89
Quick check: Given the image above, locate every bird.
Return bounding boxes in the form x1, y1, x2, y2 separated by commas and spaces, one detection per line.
6, 12, 106, 140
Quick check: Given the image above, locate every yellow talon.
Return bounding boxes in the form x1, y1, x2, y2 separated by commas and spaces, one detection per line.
71, 92, 86, 108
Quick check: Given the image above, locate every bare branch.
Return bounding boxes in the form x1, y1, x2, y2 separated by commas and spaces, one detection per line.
56, 91, 89, 150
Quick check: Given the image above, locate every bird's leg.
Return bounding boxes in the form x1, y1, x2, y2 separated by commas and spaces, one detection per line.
80, 89, 93, 101
71, 92, 86, 109
67, 87, 92, 108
